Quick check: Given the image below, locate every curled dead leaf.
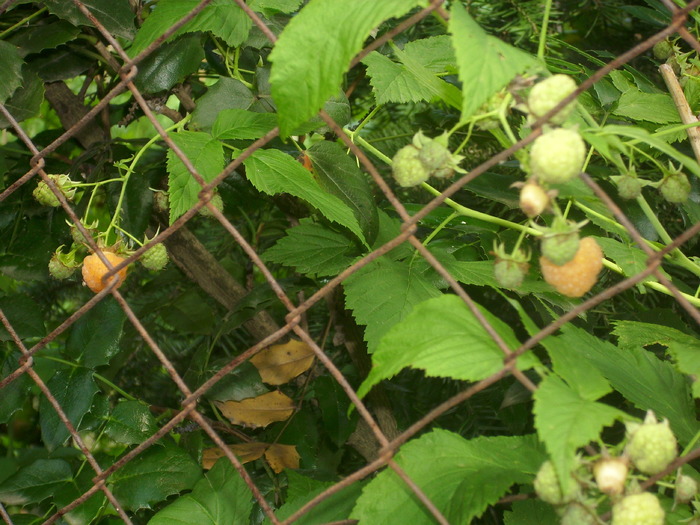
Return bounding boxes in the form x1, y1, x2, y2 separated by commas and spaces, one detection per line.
215, 391, 295, 428
250, 340, 315, 385
201, 442, 300, 473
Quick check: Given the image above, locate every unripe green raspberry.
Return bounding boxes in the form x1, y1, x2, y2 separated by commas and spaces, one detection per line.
528, 74, 578, 125
625, 412, 677, 475
612, 492, 664, 525
494, 258, 529, 288
533, 460, 579, 505
659, 171, 691, 203
560, 502, 597, 525
391, 145, 430, 188
48, 246, 79, 280
541, 231, 580, 267
199, 192, 224, 218
493, 242, 530, 289
33, 174, 76, 207
417, 140, 452, 174
675, 474, 698, 503
140, 242, 169, 271
616, 174, 644, 200
529, 129, 586, 184
653, 40, 674, 61
70, 220, 98, 246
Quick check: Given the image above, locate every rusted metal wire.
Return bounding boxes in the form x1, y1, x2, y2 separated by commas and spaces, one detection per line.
0, 1, 699, 524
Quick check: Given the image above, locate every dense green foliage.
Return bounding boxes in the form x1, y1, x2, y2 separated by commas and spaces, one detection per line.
1, 0, 699, 523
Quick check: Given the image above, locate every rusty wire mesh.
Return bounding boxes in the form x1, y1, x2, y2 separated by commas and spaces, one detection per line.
1, 0, 699, 524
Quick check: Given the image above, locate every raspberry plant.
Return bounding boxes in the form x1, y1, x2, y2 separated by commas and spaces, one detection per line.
0, 0, 699, 524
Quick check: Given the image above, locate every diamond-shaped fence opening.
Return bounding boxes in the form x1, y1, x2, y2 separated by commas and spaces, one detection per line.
1, 0, 700, 524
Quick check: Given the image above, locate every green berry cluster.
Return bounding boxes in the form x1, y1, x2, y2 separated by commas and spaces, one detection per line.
391, 132, 465, 188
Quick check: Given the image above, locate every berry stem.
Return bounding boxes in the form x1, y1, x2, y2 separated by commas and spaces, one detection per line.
635, 195, 700, 278
104, 115, 191, 241
537, 0, 554, 61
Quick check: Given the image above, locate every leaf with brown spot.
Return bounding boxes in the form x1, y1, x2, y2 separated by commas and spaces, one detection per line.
215, 391, 295, 428
264, 444, 300, 473
250, 340, 315, 385
201, 442, 268, 470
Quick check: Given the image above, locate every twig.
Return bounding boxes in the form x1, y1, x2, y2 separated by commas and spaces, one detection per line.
659, 63, 700, 165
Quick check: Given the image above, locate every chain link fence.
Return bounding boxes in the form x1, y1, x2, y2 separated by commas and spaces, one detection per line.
1, 0, 699, 523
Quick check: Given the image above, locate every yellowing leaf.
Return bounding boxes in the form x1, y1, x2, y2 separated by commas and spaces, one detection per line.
201, 442, 267, 470
250, 340, 315, 385
201, 442, 300, 473
264, 444, 300, 473
215, 391, 295, 428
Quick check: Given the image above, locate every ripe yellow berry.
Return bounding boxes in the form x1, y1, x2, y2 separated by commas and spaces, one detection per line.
540, 237, 603, 297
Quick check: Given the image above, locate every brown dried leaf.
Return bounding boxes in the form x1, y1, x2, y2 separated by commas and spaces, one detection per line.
250, 339, 315, 385
264, 444, 300, 473
215, 391, 295, 428
201, 442, 267, 470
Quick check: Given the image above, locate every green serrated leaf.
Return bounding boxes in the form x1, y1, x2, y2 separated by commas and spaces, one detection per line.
267, 470, 364, 525
149, 459, 252, 525
350, 430, 546, 524
243, 149, 366, 244
40, 367, 98, 450
269, 0, 420, 136
0, 42, 24, 104
110, 440, 202, 511
0, 68, 44, 128
307, 140, 379, 244
54, 466, 106, 525
9, 20, 80, 58
357, 294, 538, 399
134, 34, 204, 94
363, 51, 430, 104
540, 335, 612, 401
0, 295, 45, 342
130, 0, 251, 56
167, 131, 225, 224
449, 3, 539, 121
391, 43, 462, 110
314, 375, 357, 447
263, 218, 359, 277
613, 90, 680, 124
613, 321, 700, 398
66, 297, 125, 368
344, 256, 441, 354
191, 78, 257, 130
44, 0, 135, 39
503, 499, 559, 525
0, 352, 31, 424
249, 0, 303, 15
599, 125, 700, 177
558, 325, 699, 444
362, 36, 459, 106
533, 375, 624, 492
405, 35, 457, 72
104, 401, 159, 445
593, 236, 671, 282
212, 109, 277, 140
0, 459, 72, 505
